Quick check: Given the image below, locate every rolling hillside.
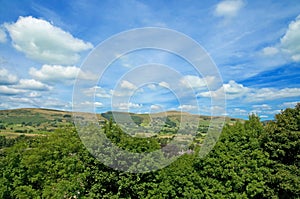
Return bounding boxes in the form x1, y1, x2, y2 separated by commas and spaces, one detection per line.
0, 108, 242, 137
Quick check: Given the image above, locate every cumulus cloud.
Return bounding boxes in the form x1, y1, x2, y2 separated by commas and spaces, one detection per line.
110, 80, 140, 97
0, 68, 18, 84
180, 75, 216, 90
14, 79, 52, 91
4, 16, 93, 64
29, 64, 97, 84
94, 102, 103, 107
0, 85, 25, 95
280, 15, 300, 62
223, 80, 249, 95
150, 104, 162, 110
0, 28, 7, 43
199, 80, 248, 99
199, 80, 300, 102
180, 75, 206, 89
214, 0, 245, 18
263, 15, 300, 63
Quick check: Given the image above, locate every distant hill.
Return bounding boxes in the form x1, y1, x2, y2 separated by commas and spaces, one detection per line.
0, 108, 242, 137
0, 108, 74, 136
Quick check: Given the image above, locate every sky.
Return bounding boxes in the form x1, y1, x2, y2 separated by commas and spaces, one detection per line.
0, 0, 300, 120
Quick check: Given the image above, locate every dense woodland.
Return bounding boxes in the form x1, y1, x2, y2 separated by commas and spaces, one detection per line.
0, 104, 299, 198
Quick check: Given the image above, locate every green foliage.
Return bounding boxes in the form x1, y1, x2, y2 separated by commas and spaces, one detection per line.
104, 119, 161, 153
164, 117, 177, 128
0, 104, 299, 198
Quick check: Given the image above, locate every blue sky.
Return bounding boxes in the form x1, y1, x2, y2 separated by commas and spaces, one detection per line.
0, 0, 300, 120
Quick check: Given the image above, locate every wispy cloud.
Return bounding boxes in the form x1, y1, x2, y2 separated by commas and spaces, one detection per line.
246, 87, 300, 102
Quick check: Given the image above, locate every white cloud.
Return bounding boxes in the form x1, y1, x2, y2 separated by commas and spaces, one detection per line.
246, 87, 300, 102
79, 101, 103, 107
252, 104, 272, 110
27, 91, 42, 98
158, 81, 170, 88
178, 104, 198, 111
180, 75, 216, 90
0, 102, 10, 109
262, 47, 279, 56
180, 75, 206, 89
264, 15, 300, 63
14, 79, 52, 91
41, 98, 71, 110
6, 96, 36, 104
110, 89, 132, 97
29, 64, 96, 84
4, 16, 93, 64
30, 65, 78, 82
280, 101, 299, 108
110, 80, 141, 97
199, 80, 248, 99
150, 104, 162, 110
0, 95, 71, 110
120, 80, 137, 90
0, 85, 25, 95
113, 102, 143, 110
147, 84, 156, 90
214, 0, 245, 18
260, 115, 269, 118
223, 80, 249, 94
200, 80, 300, 102
0, 28, 7, 43
230, 108, 248, 116
280, 15, 300, 62
0, 68, 18, 84
83, 86, 111, 98
94, 102, 103, 107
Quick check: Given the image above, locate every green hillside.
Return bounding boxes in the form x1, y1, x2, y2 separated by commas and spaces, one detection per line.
0, 108, 241, 137
0, 108, 73, 136
0, 104, 299, 198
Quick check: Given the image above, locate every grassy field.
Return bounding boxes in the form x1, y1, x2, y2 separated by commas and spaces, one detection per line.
0, 108, 242, 142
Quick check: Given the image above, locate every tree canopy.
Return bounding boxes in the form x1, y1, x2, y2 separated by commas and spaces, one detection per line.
0, 104, 299, 198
